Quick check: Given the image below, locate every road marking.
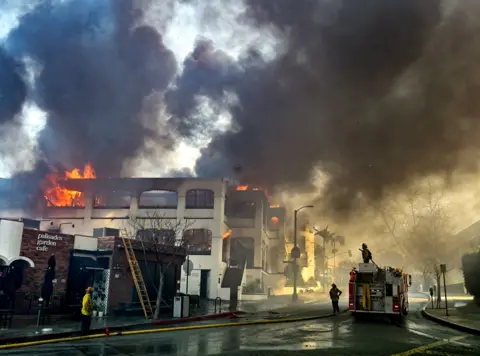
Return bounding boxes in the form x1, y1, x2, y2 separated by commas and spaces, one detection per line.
390, 335, 469, 356
407, 328, 473, 347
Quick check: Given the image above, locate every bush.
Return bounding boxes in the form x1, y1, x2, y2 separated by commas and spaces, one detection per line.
462, 252, 480, 304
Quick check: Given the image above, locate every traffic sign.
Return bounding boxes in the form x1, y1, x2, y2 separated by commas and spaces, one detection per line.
440, 264, 446, 273
183, 260, 194, 276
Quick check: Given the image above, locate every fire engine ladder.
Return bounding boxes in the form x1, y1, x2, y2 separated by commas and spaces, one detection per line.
121, 237, 153, 319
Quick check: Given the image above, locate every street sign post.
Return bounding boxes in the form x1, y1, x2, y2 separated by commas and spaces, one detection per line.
182, 258, 194, 294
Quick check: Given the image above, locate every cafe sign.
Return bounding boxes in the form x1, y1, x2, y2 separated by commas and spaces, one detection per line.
36, 233, 64, 252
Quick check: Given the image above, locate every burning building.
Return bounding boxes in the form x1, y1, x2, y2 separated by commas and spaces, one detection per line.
0, 167, 288, 302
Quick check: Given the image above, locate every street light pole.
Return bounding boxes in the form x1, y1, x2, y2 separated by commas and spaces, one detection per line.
333, 238, 336, 280
292, 205, 314, 302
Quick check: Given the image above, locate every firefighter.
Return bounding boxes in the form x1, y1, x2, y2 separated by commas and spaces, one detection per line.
349, 267, 356, 282
80, 286, 94, 334
360, 243, 372, 263
329, 283, 342, 314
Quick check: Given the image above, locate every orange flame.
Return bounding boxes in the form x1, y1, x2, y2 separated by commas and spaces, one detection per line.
222, 229, 232, 239
44, 163, 96, 207
271, 216, 280, 224
236, 185, 248, 191
270, 204, 281, 208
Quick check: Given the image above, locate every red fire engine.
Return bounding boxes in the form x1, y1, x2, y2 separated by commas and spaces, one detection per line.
349, 263, 412, 322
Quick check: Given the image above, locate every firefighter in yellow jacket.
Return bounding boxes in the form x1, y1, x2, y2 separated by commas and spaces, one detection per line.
80, 286, 94, 334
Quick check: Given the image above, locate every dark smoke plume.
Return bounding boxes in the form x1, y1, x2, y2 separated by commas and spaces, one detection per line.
0, 48, 26, 124
166, 36, 242, 137
170, 0, 480, 213
2, 0, 176, 179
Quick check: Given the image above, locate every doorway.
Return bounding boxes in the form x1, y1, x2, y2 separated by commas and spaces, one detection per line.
200, 270, 210, 298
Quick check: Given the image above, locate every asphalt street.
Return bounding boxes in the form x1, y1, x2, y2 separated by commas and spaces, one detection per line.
2, 293, 479, 356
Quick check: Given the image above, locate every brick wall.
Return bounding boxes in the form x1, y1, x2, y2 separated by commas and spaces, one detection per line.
107, 237, 186, 311
108, 246, 135, 310
20, 228, 74, 294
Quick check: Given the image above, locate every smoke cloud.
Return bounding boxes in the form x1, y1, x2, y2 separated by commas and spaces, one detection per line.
167, 0, 480, 214
1, 0, 177, 181
4, 0, 480, 218
0, 48, 26, 124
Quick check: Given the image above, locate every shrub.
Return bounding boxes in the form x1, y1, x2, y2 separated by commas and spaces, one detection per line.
462, 252, 480, 304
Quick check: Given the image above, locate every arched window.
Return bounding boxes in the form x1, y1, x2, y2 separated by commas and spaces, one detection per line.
183, 229, 212, 255
230, 237, 255, 268
185, 189, 214, 209
94, 190, 131, 208
139, 190, 178, 208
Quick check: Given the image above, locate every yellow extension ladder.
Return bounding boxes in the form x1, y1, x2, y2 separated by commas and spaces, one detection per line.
121, 237, 153, 319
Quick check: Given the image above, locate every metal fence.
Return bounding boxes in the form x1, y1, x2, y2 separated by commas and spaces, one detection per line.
5, 292, 69, 315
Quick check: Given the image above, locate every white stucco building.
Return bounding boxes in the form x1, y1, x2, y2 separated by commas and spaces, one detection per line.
0, 177, 287, 301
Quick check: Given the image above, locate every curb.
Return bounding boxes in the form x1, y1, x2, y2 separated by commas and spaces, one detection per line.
0, 311, 245, 346
0, 309, 347, 350
421, 300, 480, 336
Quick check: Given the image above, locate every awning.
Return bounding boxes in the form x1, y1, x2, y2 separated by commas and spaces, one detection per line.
73, 256, 103, 271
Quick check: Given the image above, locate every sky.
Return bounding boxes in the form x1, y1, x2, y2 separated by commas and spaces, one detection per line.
0, 0, 271, 178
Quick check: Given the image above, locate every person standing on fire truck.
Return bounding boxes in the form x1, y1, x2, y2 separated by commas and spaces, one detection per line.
361, 243, 373, 263
329, 283, 342, 314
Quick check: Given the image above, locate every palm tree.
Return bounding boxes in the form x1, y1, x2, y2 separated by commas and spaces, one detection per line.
315, 226, 346, 284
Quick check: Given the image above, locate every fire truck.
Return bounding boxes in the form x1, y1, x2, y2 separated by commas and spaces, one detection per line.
348, 263, 412, 322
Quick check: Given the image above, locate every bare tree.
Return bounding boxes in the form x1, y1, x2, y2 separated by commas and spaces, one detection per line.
121, 212, 195, 319
378, 180, 454, 297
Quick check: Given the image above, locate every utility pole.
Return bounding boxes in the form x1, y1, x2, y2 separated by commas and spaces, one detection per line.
293, 209, 298, 302
333, 238, 336, 280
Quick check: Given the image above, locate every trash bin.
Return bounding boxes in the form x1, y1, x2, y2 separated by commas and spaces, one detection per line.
173, 295, 190, 318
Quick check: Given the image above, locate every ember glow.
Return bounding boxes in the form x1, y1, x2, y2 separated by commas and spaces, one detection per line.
235, 184, 271, 200
43, 163, 96, 207
222, 229, 232, 239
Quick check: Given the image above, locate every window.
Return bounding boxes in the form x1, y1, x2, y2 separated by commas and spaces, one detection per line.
136, 229, 176, 243
183, 229, 212, 255
139, 190, 178, 208
185, 189, 214, 209
94, 190, 131, 208
226, 201, 256, 219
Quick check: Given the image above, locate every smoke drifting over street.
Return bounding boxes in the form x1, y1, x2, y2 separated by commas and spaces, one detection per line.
3, 0, 480, 214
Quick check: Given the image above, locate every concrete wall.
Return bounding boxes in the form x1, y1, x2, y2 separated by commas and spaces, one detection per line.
0, 219, 24, 261
73, 234, 98, 251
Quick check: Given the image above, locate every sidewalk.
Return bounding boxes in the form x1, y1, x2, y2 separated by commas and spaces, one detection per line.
0, 299, 237, 343
422, 295, 480, 335
0, 294, 325, 343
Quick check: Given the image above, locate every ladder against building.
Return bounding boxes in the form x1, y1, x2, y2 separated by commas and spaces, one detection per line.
121, 236, 153, 319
